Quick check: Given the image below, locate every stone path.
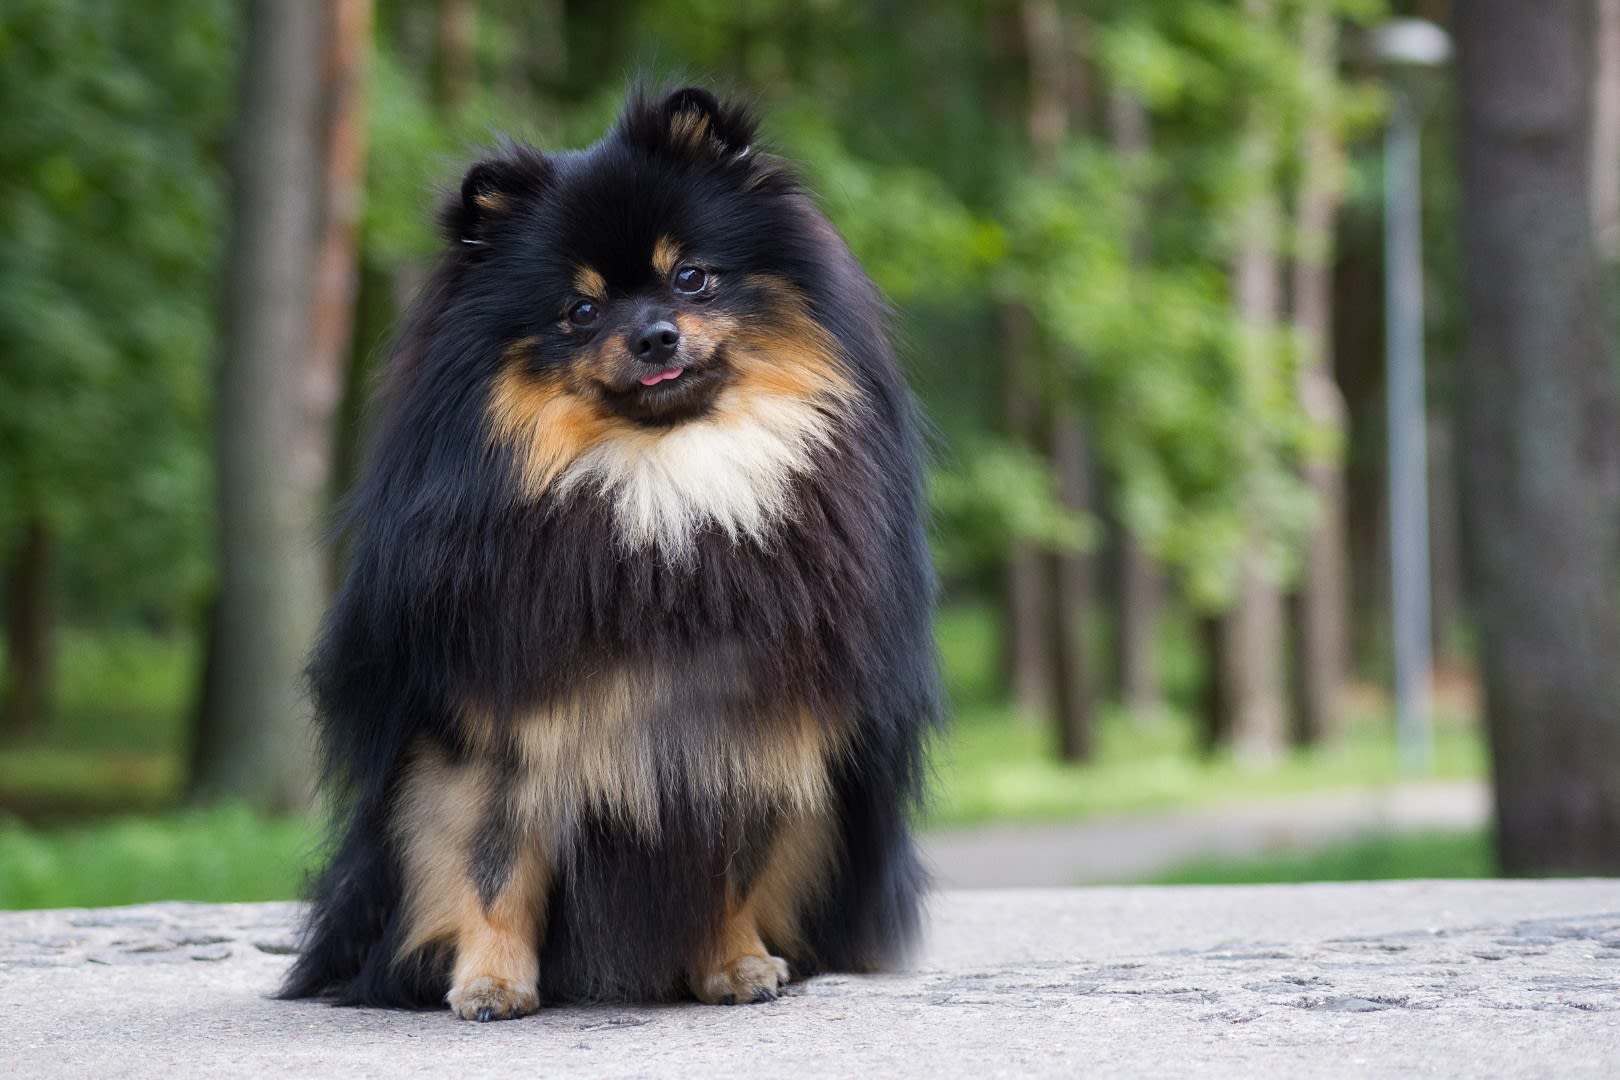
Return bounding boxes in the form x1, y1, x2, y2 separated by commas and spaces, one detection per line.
921, 780, 1490, 887
3, 881, 1617, 1078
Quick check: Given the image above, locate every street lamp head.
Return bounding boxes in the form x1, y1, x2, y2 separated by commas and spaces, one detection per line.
1372, 18, 1453, 69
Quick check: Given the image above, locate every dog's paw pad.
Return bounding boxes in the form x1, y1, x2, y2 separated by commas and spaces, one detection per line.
696, 954, 790, 1006
448, 975, 538, 1022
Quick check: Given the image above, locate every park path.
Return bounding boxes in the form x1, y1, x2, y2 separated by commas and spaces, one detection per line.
921, 779, 1490, 887
4, 881, 1616, 1077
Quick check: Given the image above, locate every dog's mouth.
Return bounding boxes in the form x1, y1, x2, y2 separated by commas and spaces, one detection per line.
599, 350, 730, 425
638, 366, 684, 387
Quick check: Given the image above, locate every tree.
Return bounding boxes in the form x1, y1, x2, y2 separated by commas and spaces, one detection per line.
1288, 0, 1351, 745
2, 521, 51, 739
311, 0, 375, 529
1105, 85, 1165, 721
1457, 0, 1620, 874
1593, 0, 1620, 258
1026, 0, 1100, 762
189, 1, 333, 812
1213, 0, 1290, 765
1000, 301, 1056, 719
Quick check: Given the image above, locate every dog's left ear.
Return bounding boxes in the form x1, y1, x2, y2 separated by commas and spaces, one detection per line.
441, 147, 552, 246
620, 86, 757, 162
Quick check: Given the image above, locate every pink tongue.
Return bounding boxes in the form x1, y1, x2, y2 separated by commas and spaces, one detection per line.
639, 367, 683, 387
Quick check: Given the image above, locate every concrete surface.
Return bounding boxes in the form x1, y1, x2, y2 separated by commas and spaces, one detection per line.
922, 780, 1491, 887
2, 881, 1617, 1078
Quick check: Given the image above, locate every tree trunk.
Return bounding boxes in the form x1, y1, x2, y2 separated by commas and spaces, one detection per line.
1427, 414, 1466, 661
1330, 202, 1390, 682
1219, 553, 1289, 764
1106, 84, 1164, 719
435, 0, 476, 108
1457, 0, 1620, 874
328, 256, 394, 585
1025, 0, 1098, 758
1, 519, 52, 740
190, 1, 329, 812
1289, 0, 1350, 746
1049, 415, 1097, 761
1594, 0, 1620, 257
999, 301, 1054, 718
508, 0, 566, 100
1215, 0, 1289, 765
309, 0, 374, 545
1197, 613, 1232, 754
1115, 530, 1163, 717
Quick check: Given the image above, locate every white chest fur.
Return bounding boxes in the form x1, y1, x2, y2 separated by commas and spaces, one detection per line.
554, 392, 840, 561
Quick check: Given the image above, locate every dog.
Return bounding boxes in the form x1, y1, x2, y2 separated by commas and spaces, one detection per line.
279, 86, 940, 1020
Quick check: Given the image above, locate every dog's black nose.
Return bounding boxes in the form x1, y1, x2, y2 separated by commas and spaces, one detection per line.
632, 321, 681, 364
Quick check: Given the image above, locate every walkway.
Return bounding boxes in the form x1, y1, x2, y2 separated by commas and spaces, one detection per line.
921, 780, 1490, 887
3, 881, 1615, 1077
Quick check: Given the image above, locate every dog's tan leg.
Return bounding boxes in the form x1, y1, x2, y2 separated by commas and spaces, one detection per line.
690, 890, 790, 1005
394, 746, 550, 1021
690, 807, 835, 1005
445, 841, 548, 1022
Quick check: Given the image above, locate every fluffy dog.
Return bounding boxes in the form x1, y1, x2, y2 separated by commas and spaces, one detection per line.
279, 87, 939, 1020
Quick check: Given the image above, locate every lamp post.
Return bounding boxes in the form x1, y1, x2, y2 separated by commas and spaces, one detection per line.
1374, 18, 1451, 774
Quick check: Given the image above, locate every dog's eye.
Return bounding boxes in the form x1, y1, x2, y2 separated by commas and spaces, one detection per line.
672, 266, 709, 296
566, 299, 600, 328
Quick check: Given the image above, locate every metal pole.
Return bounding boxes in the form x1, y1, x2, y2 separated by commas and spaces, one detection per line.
1384, 90, 1434, 773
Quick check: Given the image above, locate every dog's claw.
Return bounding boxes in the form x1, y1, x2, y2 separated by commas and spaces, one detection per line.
695, 953, 790, 1006
448, 975, 537, 1022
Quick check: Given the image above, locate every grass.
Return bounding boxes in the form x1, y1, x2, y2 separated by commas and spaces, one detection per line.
1146, 829, 1494, 885
0, 804, 319, 909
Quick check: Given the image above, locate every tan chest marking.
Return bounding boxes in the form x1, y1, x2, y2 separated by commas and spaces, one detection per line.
463, 666, 844, 838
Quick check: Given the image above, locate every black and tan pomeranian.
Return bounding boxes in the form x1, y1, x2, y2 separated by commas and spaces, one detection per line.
279, 87, 939, 1020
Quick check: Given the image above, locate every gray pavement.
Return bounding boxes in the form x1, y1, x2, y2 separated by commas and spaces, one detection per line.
3, 881, 1618, 1078
922, 780, 1491, 887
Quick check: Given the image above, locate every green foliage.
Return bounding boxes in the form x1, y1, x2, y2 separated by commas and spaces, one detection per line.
994, 145, 1317, 605
771, 109, 1000, 302
929, 440, 1095, 580
980, 0, 1386, 606
0, 0, 231, 619
361, 45, 461, 265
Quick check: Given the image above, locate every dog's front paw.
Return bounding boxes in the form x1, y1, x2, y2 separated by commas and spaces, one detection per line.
694, 953, 791, 1005
447, 975, 539, 1022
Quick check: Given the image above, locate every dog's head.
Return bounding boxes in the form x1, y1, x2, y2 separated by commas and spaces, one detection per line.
429, 88, 866, 557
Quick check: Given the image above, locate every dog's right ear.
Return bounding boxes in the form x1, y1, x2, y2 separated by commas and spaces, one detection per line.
441, 148, 551, 246
617, 86, 757, 164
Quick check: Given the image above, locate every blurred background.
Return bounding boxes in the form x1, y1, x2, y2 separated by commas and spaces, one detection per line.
3, 0, 1617, 907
